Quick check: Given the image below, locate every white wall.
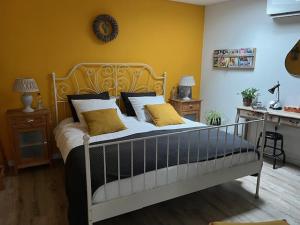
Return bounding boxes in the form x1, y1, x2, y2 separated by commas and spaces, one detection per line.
201, 0, 300, 166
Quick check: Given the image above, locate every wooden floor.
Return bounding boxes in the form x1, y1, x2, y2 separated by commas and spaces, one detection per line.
0, 160, 299, 225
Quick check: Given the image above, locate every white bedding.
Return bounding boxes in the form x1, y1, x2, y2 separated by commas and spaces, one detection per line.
54, 115, 206, 161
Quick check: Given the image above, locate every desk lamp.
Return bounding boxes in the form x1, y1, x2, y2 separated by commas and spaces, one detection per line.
268, 81, 282, 110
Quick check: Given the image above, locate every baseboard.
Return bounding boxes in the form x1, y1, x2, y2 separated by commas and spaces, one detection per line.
286, 155, 300, 167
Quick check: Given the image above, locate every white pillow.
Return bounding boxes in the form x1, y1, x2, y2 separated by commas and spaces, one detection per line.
71, 99, 123, 126
128, 96, 165, 121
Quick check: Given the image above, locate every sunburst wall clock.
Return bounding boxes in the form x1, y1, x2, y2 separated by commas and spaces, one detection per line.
92, 14, 118, 43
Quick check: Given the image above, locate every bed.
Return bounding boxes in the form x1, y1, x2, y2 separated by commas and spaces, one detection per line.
52, 63, 267, 225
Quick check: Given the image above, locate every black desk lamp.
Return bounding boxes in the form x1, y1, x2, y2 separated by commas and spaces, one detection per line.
268, 81, 282, 110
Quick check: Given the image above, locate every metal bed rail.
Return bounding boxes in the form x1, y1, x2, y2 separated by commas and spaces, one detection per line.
83, 116, 267, 224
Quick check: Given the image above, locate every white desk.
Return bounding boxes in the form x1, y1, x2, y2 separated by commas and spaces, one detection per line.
236, 106, 300, 127
236, 106, 300, 138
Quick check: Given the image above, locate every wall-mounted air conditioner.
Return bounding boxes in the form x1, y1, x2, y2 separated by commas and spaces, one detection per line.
267, 0, 300, 18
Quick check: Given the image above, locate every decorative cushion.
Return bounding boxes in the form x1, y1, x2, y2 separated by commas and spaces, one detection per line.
71, 99, 123, 127
209, 220, 289, 225
67, 92, 110, 122
121, 92, 156, 116
145, 103, 184, 127
82, 109, 126, 136
128, 96, 165, 121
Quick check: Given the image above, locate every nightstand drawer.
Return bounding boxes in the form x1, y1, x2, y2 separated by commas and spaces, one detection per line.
182, 103, 200, 112
11, 116, 46, 128
169, 99, 202, 122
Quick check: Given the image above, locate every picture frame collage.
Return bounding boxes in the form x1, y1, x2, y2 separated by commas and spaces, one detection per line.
213, 48, 256, 69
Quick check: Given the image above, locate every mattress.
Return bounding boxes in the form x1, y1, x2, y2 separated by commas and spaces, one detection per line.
92, 151, 257, 203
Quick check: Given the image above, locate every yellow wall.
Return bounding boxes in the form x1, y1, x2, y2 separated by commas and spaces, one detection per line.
0, 0, 204, 160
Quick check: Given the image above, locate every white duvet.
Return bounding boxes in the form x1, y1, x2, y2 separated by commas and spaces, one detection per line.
54, 116, 206, 161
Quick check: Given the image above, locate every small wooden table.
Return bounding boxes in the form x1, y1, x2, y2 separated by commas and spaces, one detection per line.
169, 99, 202, 122
6, 108, 52, 173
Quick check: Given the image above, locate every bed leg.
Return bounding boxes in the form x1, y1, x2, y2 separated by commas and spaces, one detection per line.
255, 172, 261, 199
88, 213, 93, 225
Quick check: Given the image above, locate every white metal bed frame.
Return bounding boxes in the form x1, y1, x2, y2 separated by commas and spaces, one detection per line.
52, 63, 266, 225
51, 63, 167, 124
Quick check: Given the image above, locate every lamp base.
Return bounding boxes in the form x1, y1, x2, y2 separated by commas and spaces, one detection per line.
269, 100, 282, 110
23, 106, 34, 113
182, 97, 191, 101
21, 94, 34, 113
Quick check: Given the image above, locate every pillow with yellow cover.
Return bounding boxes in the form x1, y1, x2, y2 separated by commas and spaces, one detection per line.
82, 108, 127, 136
145, 103, 184, 127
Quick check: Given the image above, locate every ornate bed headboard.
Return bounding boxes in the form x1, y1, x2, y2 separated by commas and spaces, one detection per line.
51, 63, 167, 124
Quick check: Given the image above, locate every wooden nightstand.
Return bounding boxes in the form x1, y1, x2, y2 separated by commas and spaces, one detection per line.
169, 99, 202, 122
7, 109, 51, 173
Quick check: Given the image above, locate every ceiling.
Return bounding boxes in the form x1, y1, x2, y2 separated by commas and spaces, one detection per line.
171, 0, 230, 5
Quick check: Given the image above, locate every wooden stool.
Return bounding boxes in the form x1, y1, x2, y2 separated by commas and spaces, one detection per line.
209, 220, 289, 225
257, 131, 286, 169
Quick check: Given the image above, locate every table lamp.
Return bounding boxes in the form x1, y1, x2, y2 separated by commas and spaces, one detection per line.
13, 78, 39, 112
268, 81, 282, 110
179, 75, 195, 101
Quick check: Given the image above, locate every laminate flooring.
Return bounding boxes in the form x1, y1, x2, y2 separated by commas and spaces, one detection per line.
0, 160, 299, 225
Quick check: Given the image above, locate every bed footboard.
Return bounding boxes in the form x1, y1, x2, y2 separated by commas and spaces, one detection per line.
84, 116, 267, 225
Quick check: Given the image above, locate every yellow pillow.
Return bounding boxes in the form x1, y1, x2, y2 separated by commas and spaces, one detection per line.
82, 108, 126, 136
145, 103, 184, 127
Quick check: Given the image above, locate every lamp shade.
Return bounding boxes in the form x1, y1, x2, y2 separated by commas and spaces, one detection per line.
179, 75, 195, 87
268, 82, 280, 94
13, 78, 39, 93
